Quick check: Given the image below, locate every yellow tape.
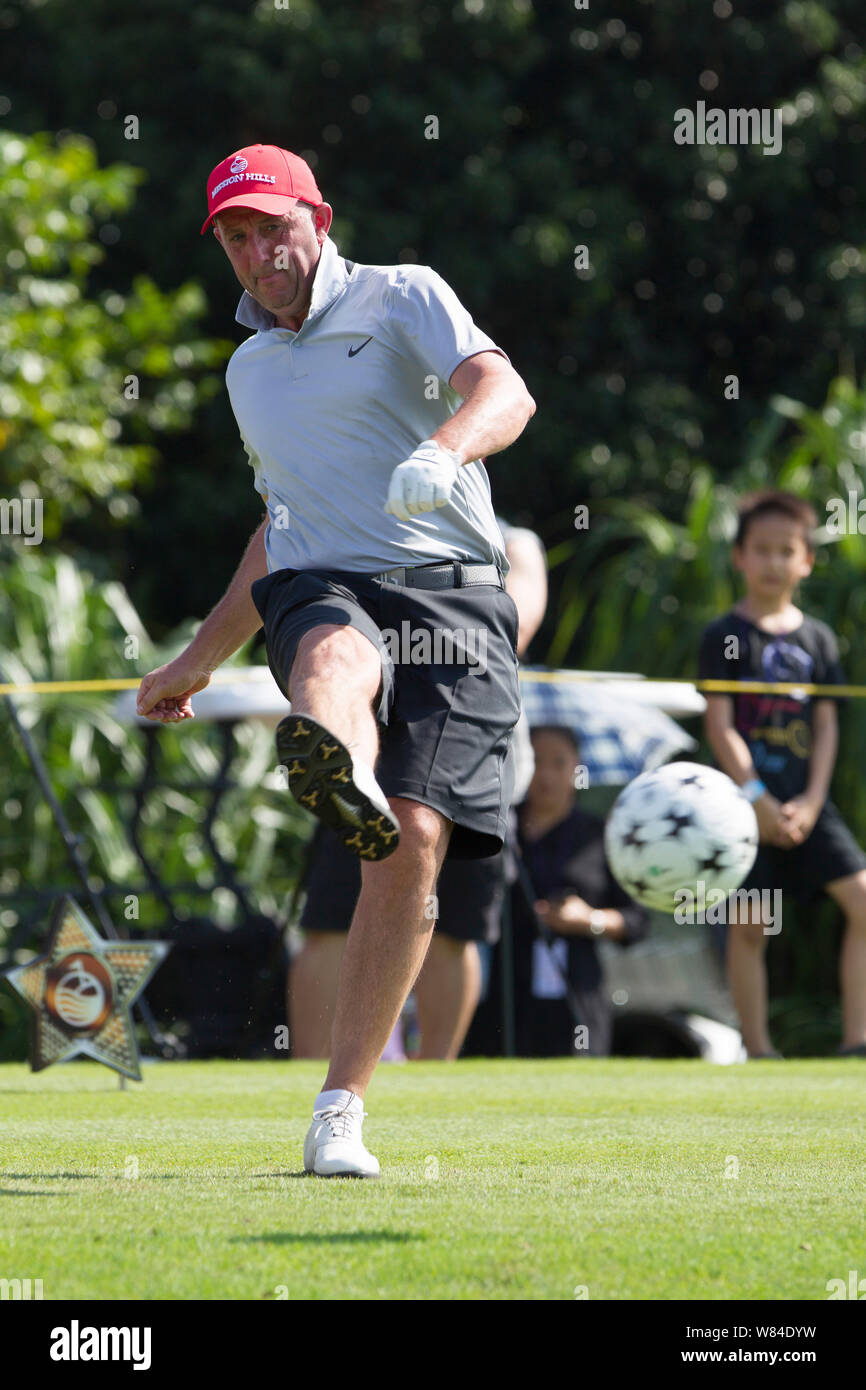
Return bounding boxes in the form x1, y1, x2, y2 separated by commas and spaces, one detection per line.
0, 678, 143, 694
1, 672, 865, 697
693, 678, 865, 698
519, 673, 866, 698
0, 672, 250, 695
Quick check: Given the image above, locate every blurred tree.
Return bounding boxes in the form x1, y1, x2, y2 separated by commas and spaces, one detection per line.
1, 0, 864, 636
0, 130, 232, 556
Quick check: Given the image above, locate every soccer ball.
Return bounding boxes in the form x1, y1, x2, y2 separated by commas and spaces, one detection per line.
604, 762, 759, 915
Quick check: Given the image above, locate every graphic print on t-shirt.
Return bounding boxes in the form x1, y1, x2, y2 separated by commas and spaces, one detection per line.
742, 636, 814, 783
697, 611, 847, 801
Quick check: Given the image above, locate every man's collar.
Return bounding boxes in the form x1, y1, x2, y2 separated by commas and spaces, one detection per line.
234, 235, 350, 333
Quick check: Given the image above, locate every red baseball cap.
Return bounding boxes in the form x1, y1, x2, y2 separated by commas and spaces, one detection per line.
201, 144, 323, 235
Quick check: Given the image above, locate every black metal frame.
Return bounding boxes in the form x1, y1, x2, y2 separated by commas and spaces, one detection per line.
1, 672, 265, 1057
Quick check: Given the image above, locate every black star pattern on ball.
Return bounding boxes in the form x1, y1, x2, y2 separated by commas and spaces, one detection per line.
697, 847, 728, 874
677, 772, 704, 789
622, 824, 645, 848
663, 811, 694, 838
625, 875, 650, 897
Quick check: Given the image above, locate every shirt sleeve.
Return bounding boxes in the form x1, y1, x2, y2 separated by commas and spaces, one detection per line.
388, 265, 509, 389
499, 522, 547, 565
239, 431, 267, 499
697, 619, 738, 685
552, 819, 650, 946
813, 623, 849, 706
603, 867, 652, 946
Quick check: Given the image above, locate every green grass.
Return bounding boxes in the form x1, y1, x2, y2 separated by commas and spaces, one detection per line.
1, 1058, 863, 1300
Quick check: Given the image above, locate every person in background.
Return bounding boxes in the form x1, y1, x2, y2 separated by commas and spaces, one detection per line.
699, 489, 866, 1059
289, 521, 547, 1059
508, 726, 650, 1057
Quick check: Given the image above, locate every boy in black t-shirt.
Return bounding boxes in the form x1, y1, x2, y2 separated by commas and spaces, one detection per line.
698, 490, 866, 1059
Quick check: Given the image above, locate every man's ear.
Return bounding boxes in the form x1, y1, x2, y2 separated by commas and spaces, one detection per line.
313, 202, 333, 243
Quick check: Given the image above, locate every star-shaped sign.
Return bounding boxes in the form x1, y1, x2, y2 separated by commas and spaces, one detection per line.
1, 896, 170, 1080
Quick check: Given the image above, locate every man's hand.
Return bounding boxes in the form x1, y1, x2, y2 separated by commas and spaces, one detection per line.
754, 791, 799, 848
535, 894, 595, 935
778, 793, 822, 845
384, 439, 461, 521
136, 654, 213, 724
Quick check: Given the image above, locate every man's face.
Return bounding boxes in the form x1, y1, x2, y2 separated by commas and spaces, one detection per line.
733, 513, 814, 598
214, 202, 333, 328
528, 730, 579, 808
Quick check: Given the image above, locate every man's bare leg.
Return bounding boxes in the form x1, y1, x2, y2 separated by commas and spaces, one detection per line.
287, 623, 381, 764
413, 937, 481, 1059
288, 932, 346, 1058
321, 798, 452, 1097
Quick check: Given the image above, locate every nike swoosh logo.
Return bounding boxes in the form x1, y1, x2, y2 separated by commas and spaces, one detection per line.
348, 336, 373, 357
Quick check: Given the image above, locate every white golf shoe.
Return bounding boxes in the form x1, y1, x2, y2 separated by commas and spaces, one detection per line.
303, 1093, 380, 1178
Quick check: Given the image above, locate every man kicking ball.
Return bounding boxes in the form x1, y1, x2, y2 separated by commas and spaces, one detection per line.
135, 144, 535, 1177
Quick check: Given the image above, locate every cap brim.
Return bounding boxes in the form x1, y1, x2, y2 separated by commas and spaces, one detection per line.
200, 191, 307, 235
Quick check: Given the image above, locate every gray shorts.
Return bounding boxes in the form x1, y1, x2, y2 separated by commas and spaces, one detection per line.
250, 565, 522, 858
299, 824, 507, 941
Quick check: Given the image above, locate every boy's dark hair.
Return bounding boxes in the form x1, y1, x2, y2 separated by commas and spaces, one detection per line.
530, 724, 580, 757
734, 490, 817, 552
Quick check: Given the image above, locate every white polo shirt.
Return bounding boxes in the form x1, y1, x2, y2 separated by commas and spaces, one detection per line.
225, 235, 510, 575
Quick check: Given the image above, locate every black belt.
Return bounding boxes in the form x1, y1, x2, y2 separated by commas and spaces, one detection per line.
371, 561, 504, 590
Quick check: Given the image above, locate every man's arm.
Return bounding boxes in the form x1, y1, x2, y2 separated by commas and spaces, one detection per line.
535, 897, 629, 941
435, 351, 535, 463
504, 529, 547, 659
384, 351, 535, 521
136, 516, 269, 723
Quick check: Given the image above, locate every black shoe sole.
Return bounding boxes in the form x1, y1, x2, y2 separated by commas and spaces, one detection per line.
276, 714, 400, 861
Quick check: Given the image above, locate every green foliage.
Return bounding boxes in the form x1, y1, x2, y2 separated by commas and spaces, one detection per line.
0, 1, 864, 625
550, 372, 866, 722
0, 551, 311, 1027
0, 131, 232, 530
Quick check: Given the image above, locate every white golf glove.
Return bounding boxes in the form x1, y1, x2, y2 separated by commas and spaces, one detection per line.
385, 439, 462, 521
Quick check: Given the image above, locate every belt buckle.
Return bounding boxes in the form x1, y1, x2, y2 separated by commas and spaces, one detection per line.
379, 567, 405, 586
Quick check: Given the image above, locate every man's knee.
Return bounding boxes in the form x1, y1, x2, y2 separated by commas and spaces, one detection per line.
391, 798, 452, 859
290, 623, 381, 697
